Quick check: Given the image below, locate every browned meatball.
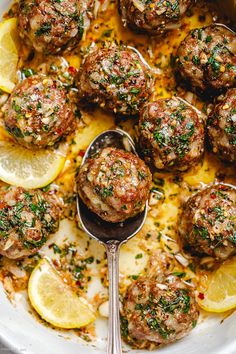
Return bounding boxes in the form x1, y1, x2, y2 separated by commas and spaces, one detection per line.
3, 75, 75, 149
175, 25, 236, 92
207, 88, 236, 163
139, 97, 205, 171
77, 46, 152, 116
77, 147, 152, 223
178, 184, 236, 260
0, 186, 59, 259
121, 277, 199, 349
18, 0, 94, 54
119, 0, 193, 34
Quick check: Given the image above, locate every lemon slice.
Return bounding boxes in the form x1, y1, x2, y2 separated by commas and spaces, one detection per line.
0, 18, 19, 93
28, 258, 96, 328
198, 257, 236, 313
0, 142, 66, 189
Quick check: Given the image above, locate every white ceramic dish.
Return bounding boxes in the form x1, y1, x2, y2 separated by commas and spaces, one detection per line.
0, 1, 236, 353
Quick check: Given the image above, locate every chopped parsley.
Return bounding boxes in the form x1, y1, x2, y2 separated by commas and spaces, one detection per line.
100, 186, 114, 198
193, 225, 209, 240
35, 23, 52, 37
192, 55, 200, 65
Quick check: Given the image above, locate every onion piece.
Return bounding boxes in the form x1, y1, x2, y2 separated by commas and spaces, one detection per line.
94, 0, 100, 17
99, 301, 109, 317
175, 253, 189, 267
132, 0, 145, 12
101, 0, 109, 11
9, 265, 26, 278
3, 239, 14, 251
156, 283, 168, 290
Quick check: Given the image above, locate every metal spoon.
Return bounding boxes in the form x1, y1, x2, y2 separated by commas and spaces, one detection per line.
76, 129, 148, 354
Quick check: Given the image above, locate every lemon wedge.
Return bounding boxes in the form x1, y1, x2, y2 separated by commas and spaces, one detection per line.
0, 142, 66, 189
0, 18, 19, 93
198, 257, 236, 313
28, 258, 96, 329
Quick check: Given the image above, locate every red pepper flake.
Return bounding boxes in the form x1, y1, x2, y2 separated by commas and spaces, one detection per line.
68, 66, 78, 75
198, 292, 205, 300
0, 201, 6, 209
219, 185, 226, 190
210, 193, 216, 199
52, 82, 57, 90
79, 150, 85, 157
52, 259, 60, 267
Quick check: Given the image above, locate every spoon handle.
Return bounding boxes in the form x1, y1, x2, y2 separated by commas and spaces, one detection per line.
106, 240, 122, 354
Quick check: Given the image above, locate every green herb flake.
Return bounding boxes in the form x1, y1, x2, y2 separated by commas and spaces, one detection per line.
35, 23, 52, 37
205, 35, 212, 43
192, 55, 200, 65
52, 243, 61, 254
172, 271, 186, 278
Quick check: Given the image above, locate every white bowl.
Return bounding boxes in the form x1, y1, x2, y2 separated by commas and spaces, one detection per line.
0, 1, 235, 353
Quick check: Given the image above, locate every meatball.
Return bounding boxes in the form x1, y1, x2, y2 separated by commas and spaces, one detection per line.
77, 47, 152, 116
175, 25, 236, 92
0, 186, 59, 259
207, 88, 236, 163
178, 183, 236, 260
77, 147, 152, 223
18, 0, 94, 54
119, 0, 193, 35
139, 97, 205, 171
121, 277, 199, 349
3, 75, 75, 149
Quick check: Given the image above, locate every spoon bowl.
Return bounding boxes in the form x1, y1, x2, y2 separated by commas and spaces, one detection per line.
76, 129, 149, 354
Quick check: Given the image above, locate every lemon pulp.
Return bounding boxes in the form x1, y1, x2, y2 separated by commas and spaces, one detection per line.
0, 142, 66, 189
198, 257, 236, 313
0, 18, 19, 93
28, 258, 96, 328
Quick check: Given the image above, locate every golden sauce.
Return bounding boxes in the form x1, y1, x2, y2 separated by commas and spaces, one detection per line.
0, 0, 235, 344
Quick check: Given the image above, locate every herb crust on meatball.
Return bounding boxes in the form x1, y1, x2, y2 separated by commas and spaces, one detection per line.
175, 25, 236, 93
4, 75, 75, 149
0, 186, 59, 259
77, 147, 152, 223
207, 88, 236, 163
121, 276, 199, 349
18, 0, 95, 53
178, 183, 236, 260
77, 46, 153, 116
119, 0, 193, 35
139, 97, 205, 171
